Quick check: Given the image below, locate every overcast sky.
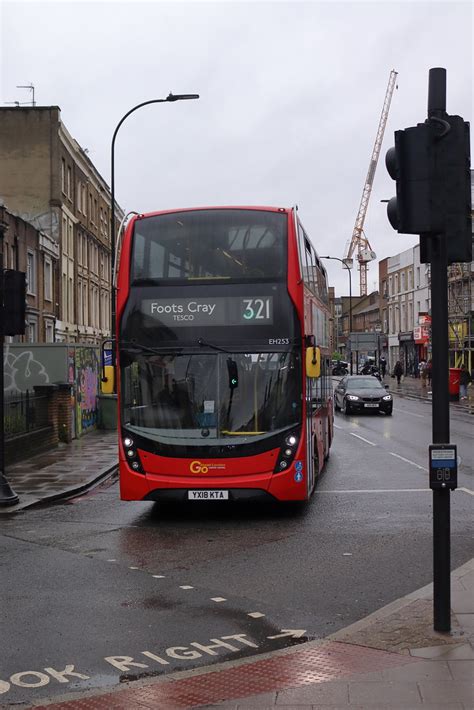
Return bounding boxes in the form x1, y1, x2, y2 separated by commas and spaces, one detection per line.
1, 0, 472, 296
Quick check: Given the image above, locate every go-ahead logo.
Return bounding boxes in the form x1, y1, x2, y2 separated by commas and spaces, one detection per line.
189, 461, 226, 474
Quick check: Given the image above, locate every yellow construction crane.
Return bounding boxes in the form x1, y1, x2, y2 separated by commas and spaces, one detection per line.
345, 69, 398, 295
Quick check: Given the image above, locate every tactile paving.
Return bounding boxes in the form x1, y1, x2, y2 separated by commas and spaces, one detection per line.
33, 640, 417, 709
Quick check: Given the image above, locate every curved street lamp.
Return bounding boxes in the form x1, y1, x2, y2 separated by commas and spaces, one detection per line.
320, 255, 353, 374
109, 92, 200, 391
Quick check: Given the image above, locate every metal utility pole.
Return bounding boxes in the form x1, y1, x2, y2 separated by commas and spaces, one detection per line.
0, 219, 19, 506
109, 92, 199, 393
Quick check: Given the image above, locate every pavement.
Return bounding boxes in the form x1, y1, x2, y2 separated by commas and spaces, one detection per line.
0, 428, 118, 513
1, 389, 473, 708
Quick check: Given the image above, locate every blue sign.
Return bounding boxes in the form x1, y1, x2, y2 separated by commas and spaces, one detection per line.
295, 460, 303, 471
103, 350, 112, 366
294, 471, 304, 483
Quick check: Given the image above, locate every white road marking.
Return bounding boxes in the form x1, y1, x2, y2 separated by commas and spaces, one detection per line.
399, 410, 425, 418
152, 574, 166, 578
267, 629, 306, 639
317, 488, 430, 493
389, 452, 427, 471
350, 432, 376, 447
179, 585, 194, 590
334, 424, 343, 429
107, 559, 116, 562
458, 487, 474, 496
211, 597, 227, 602
129, 566, 140, 570
248, 612, 265, 618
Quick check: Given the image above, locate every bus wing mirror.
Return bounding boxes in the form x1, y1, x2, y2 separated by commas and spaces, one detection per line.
306, 346, 321, 378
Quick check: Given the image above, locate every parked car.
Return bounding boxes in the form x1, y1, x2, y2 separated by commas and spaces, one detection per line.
331, 360, 349, 376
334, 375, 393, 415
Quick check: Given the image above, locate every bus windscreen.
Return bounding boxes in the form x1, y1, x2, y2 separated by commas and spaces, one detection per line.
121, 350, 301, 444
131, 209, 286, 282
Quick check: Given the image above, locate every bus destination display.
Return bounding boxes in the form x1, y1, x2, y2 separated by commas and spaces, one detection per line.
142, 296, 273, 327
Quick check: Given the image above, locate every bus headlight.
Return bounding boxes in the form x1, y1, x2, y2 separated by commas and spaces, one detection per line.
274, 431, 300, 473
123, 434, 144, 474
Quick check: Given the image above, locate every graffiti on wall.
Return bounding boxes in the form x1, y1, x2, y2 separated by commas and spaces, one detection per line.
75, 348, 99, 436
3, 346, 50, 393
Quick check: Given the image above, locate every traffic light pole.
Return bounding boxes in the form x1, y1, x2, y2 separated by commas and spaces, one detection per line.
385, 67, 471, 634
428, 68, 451, 633
430, 232, 451, 632
0, 220, 19, 506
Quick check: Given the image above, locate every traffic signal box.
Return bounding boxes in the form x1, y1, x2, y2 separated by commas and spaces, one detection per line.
3, 270, 26, 336
386, 115, 472, 264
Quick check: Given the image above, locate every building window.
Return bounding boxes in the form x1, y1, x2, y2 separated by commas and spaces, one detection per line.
45, 321, 54, 343
61, 159, 66, 193
27, 319, 37, 343
27, 251, 36, 295
388, 276, 392, 296
62, 216, 68, 255
77, 182, 82, 213
67, 166, 72, 199
78, 279, 83, 325
62, 273, 67, 321
82, 185, 87, 215
44, 255, 52, 301
83, 282, 88, 325
401, 272, 405, 293
68, 221, 74, 256
394, 274, 399, 294
68, 277, 74, 323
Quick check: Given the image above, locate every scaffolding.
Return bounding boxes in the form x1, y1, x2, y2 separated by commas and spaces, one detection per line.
448, 262, 473, 370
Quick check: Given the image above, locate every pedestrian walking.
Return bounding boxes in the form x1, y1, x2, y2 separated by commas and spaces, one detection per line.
418, 359, 427, 386
393, 360, 403, 386
426, 359, 432, 387
459, 364, 472, 400
379, 356, 387, 378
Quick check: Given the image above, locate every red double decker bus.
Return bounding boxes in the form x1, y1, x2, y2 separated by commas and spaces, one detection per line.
116, 206, 333, 503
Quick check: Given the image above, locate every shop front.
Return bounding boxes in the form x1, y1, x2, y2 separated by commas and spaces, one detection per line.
399, 331, 416, 376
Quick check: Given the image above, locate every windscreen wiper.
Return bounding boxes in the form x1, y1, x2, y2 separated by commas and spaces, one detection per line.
197, 337, 233, 353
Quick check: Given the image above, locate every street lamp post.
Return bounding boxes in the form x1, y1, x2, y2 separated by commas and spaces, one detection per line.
320, 256, 353, 374
109, 92, 199, 392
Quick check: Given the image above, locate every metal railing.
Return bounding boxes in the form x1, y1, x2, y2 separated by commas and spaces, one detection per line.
4, 390, 49, 438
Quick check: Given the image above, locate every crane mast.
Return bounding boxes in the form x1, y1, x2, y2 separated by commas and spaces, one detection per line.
346, 69, 398, 295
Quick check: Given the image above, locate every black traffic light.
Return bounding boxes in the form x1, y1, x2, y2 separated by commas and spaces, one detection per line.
4, 270, 26, 336
386, 115, 472, 264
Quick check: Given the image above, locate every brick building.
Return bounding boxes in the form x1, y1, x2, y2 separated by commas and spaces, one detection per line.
1, 205, 58, 342
0, 106, 123, 344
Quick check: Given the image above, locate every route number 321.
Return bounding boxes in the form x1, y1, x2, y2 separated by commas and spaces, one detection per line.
242, 298, 271, 321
